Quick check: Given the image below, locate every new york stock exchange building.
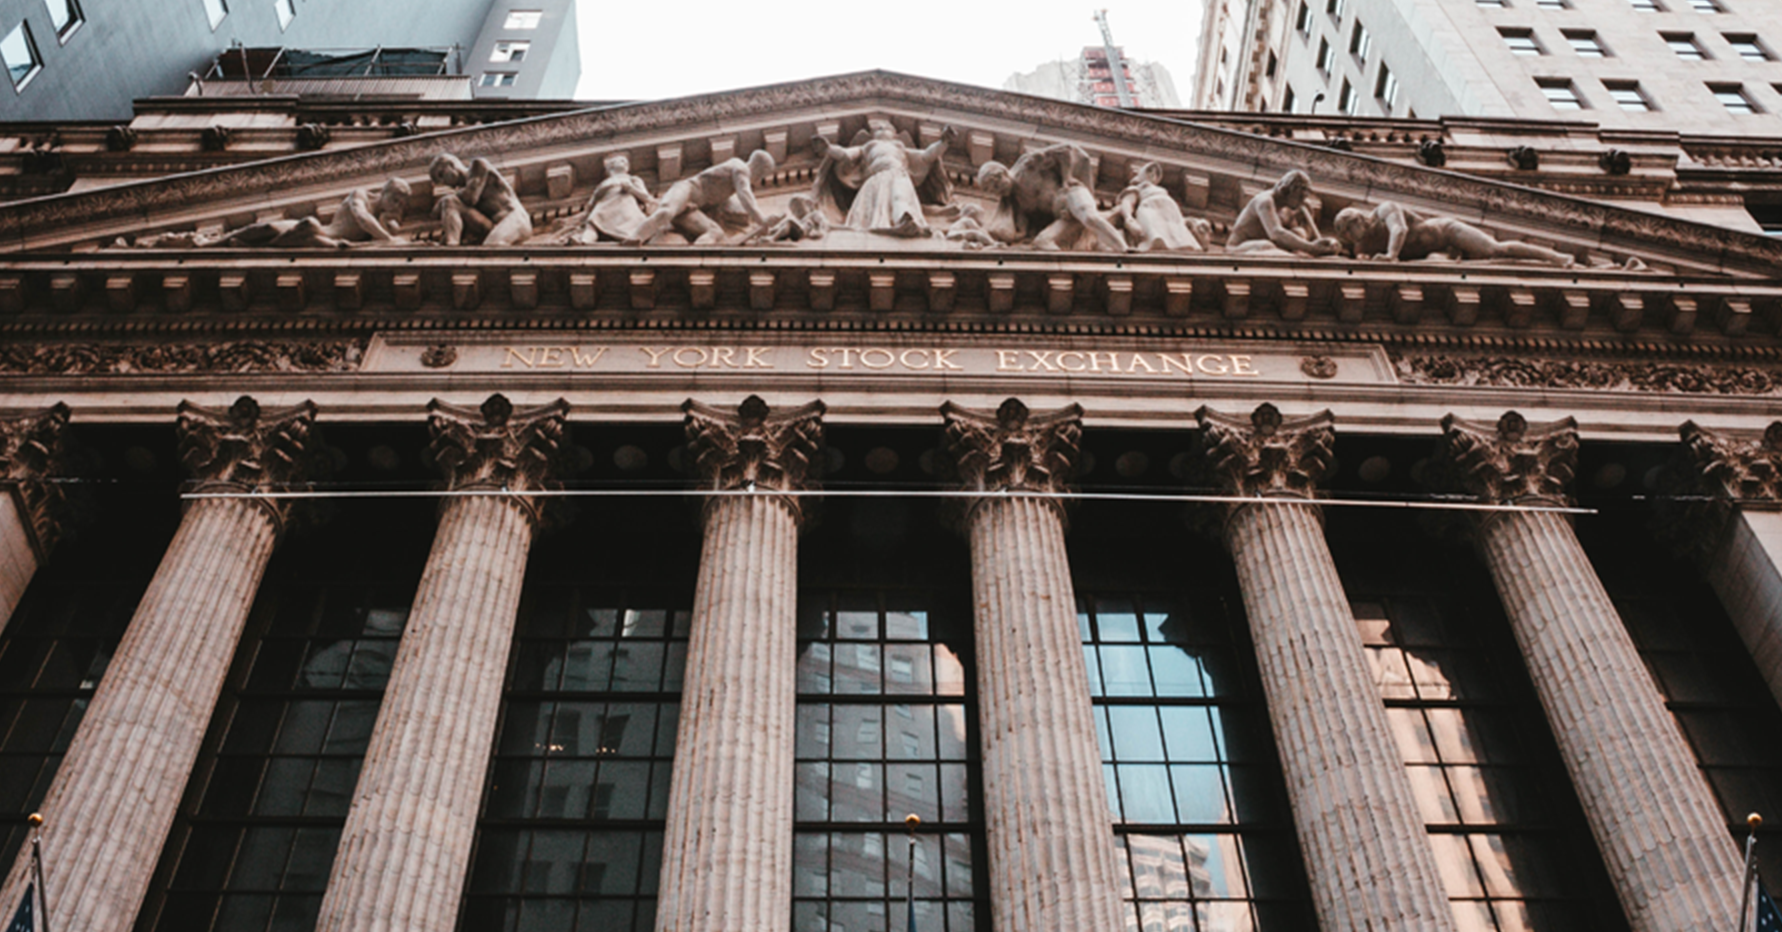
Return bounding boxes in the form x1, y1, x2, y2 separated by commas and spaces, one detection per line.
3, 71, 1782, 932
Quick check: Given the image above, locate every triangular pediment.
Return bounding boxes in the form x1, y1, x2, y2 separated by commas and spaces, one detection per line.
2, 70, 1778, 279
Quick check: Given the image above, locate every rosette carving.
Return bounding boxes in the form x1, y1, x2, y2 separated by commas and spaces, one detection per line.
1429, 411, 1578, 506
683, 395, 825, 525
426, 394, 571, 526
177, 395, 330, 531
1196, 402, 1336, 501
0, 403, 84, 558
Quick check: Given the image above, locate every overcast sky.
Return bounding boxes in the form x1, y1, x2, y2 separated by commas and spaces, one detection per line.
572, 0, 1205, 103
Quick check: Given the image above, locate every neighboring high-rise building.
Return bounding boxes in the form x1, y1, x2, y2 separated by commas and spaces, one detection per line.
1004, 13, 1180, 109
0, 0, 578, 121
3, 66, 1782, 932
1192, 0, 1782, 128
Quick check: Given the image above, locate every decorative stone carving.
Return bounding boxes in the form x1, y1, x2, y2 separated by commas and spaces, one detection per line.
1394, 353, 1782, 396
418, 344, 458, 369
1599, 149, 1632, 175
105, 126, 137, 152
0, 340, 364, 375
1508, 145, 1540, 170
1115, 161, 1207, 252
177, 395, 328, 531
1196, 402, 1337, 502
1333, 201, 1576, 266
201, 125, 230, 152
296, 124, 333, 152
941, 397, 1082, 497
627, 149, 776, 246
563, 153, 656, 244
1226, 170, 1342, 256
425, 393, 571, 523
811, 118, 955, 237
0, 403, 81, 558
136, 180, 410, 249
975, 143, 1128, 252
1417, 138, 1446, 167
1429, 411, 1578, 505
430, 153, 532, 246
741, 193, 829, 245
1658, 421, 1782, 553
1300, 355, 1338, 379
682, 394, 825, 523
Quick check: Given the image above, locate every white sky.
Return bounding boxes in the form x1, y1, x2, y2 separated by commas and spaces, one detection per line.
571, 0, 1205, 104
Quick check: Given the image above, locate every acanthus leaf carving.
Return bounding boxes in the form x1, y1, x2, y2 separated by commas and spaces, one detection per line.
940, 398, 1082, 529
0, 340, 365, 376
1654, 421, 1782, 558
1429, 411, 1578, 506
1195, 402, 1336, 502
1395, 353, 1782, 396
683, 395, 825, 525
426, 394, 571, 529
177, 395, 330, 531
0, 403, 86, 558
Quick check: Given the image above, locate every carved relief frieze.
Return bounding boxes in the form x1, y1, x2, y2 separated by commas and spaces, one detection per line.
1395, 352, 1782, 396
0, 340, 366, 376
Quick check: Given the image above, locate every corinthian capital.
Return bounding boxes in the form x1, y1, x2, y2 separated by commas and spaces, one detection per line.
1430, 411, 1578, 504
1676, 421, 1782, 504
427, 394, 571, 521
683, 395, 825, 524
1196, 403, 1336, 500
0, 403, 82, 559
178, 396, 329, 531
941, 398, 1083, 499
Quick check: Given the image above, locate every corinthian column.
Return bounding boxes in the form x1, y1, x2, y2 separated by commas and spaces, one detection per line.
655, 395, 823, 932
1666, 421, 1782, 709
1432, 412, 1741, 932
939, 398, 1125, 932
0, 403, 82, 634
1196, 403, 1455, 932
0, 397, 324, 932
318, 394, 569, 932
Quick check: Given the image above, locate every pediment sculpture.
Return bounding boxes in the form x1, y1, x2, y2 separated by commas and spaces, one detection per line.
131, 178, 412, 249
810, 118, 955, 238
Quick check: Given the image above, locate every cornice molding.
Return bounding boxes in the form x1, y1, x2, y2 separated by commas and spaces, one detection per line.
0, 71, 1777, 272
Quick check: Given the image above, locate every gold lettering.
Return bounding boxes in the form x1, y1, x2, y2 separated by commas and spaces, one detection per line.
807, 348, 830, 368
1056, 351, 1087, 372
1230, 355, 1259, 377
640, 346, 671, 368
1197, 354, 1230, 375
537, 347, 566, 368
569, 346, 608, 367
1088, 352, 1120, 372
860, 348, 896, 369
900, 349, 931, 370
996, 350, 1023, 371
672, 347, 709, 368
501, 346, 538, 369
933, 349, 964, 370
744, 347, 774, 368
835, 347, 858, 369
1026, 350, 1059, 372
709, 347, 738, 368
1126, 354, 1158, 374
1158, 353, 1194, 376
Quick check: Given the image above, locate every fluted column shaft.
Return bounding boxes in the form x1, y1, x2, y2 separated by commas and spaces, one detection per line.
1702, 509, 1782, 709
0, 497, 279, 932
316, 495, 535, 932
0, 492, 38, 634
967, 496, 1126, 932
1226, 499, 1457, 932
655, 495, 799, 932
1477, 509, 1741, 932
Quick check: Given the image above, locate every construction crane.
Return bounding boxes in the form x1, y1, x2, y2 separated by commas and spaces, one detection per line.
1092, 9, 1136, 108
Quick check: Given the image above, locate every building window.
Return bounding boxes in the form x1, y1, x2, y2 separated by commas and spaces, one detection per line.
1079, 587, 1313, 929
491, 40, 529, 63
1326, 0, 1345, 18
1375, 63, 1399, 106
1725, 34, 1772, 60
1666, 32, 1708, 59
1476, 0, 1508, 6
2, 21, 41, 90
1689, 0, 1724, 11
1350, 20, 1372, 60
1283, 86, 1297, 112
1629, 0, 1664, 10
795, 588, 981, 932
1316, 37, 1333, 73
1564, 30, 1608, 56
1296, 1, 1311, 35
44, 0, 82, 40
201, 0, 228, 28
503, 9, 543, 28
480, 72, 518, 88
1711, 82, 1759, 113
1605, 80, 1654, 110
1538, 78, 1586, 109
1339, 78, 1358, 114
1748, 201, 1782, 235
1536, 0, 1569, 8
273, 0, 294, 29
1501, 28, 1544, 56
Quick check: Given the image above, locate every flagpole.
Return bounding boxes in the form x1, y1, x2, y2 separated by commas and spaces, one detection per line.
1739, 812, 1762, 932
904, 813, 920, 932
27, 812, 48, 932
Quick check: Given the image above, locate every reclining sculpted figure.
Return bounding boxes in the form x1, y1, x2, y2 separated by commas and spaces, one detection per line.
1333, 201, 1576, 267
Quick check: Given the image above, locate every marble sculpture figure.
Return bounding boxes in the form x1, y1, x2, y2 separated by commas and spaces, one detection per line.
566, 153, 657, 244
626, 149, 777, 246
1332, 201, 1578, 267
811, 119, 956, 237
975, 143, 1129, 253
1116, 161, 1206, 252
429, 153, 533, 246
136, 178, 411, 249
1227, 170, 1343, 256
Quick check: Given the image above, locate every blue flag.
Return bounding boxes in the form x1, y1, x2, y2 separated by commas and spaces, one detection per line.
1759, 881, 1782, 932
4, 882, 36, 932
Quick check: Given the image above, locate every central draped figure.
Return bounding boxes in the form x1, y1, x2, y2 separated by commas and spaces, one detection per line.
812, 118, 956, 237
